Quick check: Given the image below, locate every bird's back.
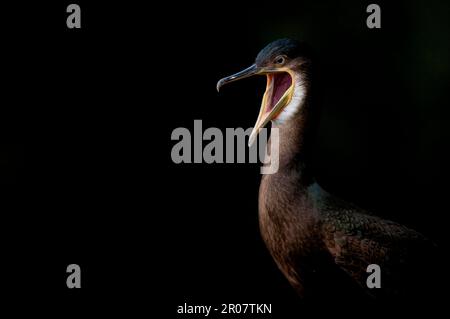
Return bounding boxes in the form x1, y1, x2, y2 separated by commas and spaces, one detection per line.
316, 186, 437, 298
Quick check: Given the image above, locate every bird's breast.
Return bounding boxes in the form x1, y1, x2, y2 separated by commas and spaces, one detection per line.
258, 173, 322, 262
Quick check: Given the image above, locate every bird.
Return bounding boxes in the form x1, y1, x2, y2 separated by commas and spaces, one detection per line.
216, 39, 438, 302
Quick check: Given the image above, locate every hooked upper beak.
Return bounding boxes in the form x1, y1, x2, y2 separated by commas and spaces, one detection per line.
216, 64, 262, 92
217, 64, 295, 146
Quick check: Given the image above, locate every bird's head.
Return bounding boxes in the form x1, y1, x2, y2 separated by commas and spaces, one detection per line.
217, 38, 312, 145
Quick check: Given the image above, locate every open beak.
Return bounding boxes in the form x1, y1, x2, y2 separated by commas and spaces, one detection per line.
217, 64, 295, 146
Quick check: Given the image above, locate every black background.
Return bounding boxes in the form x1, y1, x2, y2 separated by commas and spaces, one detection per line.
2, 0, 449, 317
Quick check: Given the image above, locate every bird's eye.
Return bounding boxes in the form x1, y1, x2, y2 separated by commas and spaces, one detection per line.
274, 56, 285, 65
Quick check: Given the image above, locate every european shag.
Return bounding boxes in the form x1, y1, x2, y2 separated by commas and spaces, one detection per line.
217, 39, 436, 300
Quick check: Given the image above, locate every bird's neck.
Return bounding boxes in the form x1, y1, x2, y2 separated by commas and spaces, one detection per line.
269, 88, 316, 185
